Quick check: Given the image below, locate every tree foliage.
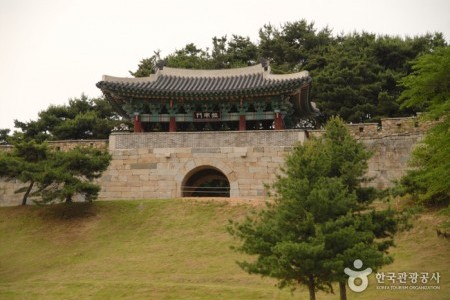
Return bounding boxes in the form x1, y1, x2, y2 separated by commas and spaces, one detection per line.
0, 129, 10, 145
229, 118, 396, 300
129, 50, 162, 77
0, 140, 49, 205
37, 146, 112, 203
258, 20, 333, 73
14, 94, 123, 142
0, 140, 111, 205
166, 43, 214, 69
131, 20, 446, 126
397, 46, 450, 205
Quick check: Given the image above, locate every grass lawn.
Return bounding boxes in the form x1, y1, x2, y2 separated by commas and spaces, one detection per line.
0, 199, 448, 299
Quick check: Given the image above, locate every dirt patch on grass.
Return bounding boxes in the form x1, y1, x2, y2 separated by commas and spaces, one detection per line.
180, 197, 268, 207
36, 202, 98, 219
34, 203, 102, 244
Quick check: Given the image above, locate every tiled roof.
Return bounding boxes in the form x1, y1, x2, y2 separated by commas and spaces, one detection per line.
96, 64, 311, 100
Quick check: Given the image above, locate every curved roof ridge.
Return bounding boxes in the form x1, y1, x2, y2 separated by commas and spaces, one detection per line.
101, 74, 157, 83
266, 70, 310, 80
100, 66, 309, 84
158, 64, 264, 78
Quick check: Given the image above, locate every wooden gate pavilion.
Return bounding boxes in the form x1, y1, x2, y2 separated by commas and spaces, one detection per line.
96, 62, 314, 132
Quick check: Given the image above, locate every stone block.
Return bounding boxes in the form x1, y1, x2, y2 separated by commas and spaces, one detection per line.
131, 169, 151, 176
220, 147, 233, 154
249, 167, 267, 173
175, 153, 192, 158
100, 175, 111, 182
233, 147, 247, 157
191, 148, 221, 153
253, 172, 270, 180
137, 156, 159, 163
272, 156, 285, 163
227, 171, 237, 181
259, 157, 272, 163
139, 174, 149, 181
235, 171, 253, 180
267, 162, 282, 169
107, 170, 120, 176
138, 148, 153, 155
154, 168, 177, 176
192, 152, 225, 158
118, 175, 129, 181
238, 178, 258, 185
110, 160, 125, 167
130, 163, 157, 169
141, 186, 156, 192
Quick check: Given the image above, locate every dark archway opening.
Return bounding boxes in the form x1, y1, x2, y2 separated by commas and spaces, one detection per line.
182, 167, 230, 197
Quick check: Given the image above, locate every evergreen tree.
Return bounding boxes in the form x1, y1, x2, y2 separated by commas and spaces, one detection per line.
0, 141, 111, 205
129, 20, 446, 125
37, 146, 112, 203
0, 129, 10, 145
0, 140, 49, 205
229, 118, 396, 299
14, 95, 123, 142
129, 50, 162, 77
166, 43, 214, 69
312, 33, 381, 123
397, 46, 450, 205
210, 35, 256, 68
258, 20, 332, 74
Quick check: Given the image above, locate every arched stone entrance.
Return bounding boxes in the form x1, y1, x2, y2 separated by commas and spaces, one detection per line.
181, 166, 230, 197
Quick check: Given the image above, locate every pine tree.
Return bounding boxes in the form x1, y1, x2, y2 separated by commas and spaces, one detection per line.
398, 46, 450, 205
37, 146, 112, 203
0, 141, 111, 205
229, 117, 396, 300
0, 140, 49, 205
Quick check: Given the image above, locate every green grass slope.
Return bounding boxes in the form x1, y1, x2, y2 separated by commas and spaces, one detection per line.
0, 199, 448, 299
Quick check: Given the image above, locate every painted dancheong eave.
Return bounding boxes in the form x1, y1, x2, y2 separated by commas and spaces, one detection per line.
96, 63, 314, 122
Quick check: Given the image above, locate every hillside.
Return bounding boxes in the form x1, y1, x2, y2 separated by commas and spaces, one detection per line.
0, 199, 448, 299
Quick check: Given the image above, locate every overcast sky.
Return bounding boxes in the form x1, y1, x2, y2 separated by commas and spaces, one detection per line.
0, 0, 449, 131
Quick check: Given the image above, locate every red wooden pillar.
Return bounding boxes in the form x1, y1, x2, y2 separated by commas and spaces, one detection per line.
239, 115, 246, 131
274, 111, 284, 130
133, 113, 142, 133
169, 117, 176, 132
169, 100, 177, 132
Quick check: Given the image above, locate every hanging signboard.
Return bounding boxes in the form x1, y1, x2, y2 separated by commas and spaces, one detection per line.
194, 112, 221, 120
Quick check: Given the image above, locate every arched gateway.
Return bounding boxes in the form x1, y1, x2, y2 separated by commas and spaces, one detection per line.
96, 62, 313, 199
181, 166, 230, 197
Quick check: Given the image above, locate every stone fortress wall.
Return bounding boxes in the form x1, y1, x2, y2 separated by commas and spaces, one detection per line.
0, 117, 431, 206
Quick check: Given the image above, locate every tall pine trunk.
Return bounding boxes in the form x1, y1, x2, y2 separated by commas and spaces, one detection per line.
307, 275, 316, 300
339, 280, 347, 300
21, 181, 34, 206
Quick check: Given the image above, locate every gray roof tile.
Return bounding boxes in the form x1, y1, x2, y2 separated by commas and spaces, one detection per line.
97, 64, 311, 100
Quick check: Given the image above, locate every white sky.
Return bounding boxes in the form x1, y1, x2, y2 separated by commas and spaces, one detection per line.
0, 0, 449, 131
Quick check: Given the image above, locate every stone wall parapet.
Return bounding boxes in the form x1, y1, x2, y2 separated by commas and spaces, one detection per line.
346, 116, 433, 138
48, 140, 108, 151
110, 130, 306, 150
304, 117, 433, 139
0, 140, 108, 152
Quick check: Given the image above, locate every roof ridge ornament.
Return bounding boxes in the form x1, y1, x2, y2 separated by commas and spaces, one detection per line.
156, 59, 167, 70
259, 58, 269, 71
